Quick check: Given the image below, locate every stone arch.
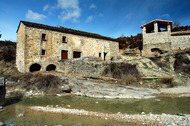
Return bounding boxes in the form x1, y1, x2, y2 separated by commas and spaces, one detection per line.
151, 48, 162, 57
29, 63, 41, 72
46, 64, 56, 71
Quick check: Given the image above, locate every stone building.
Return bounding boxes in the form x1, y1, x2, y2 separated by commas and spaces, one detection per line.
141, 19, 190, 57
16, 21, 119, 73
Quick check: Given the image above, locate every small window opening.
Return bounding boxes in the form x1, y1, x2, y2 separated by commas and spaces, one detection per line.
158, 27, 167, 32
104, 52, 107, 61
42, 50, 46, 55
46, 64, 56, 71
99, 53, 101, 57
158, 22, 168, 32
42, 34, 46, 41
30, 63, 41, 72
61, 50, 68, 60
62, 36, 66, 43
73, 51, 81, 58
146, 24, 154, 33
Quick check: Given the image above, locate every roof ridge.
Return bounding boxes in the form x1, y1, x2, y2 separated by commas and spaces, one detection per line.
19, 20, 118, 42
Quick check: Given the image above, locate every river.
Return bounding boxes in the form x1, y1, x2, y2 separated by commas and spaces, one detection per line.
0, 95, 190, 125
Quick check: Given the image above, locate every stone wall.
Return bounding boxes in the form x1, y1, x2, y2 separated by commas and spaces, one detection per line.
58, 57, 108, 78
16, 22, 119, 73
142, 31, 171, 57
16, 23, 26, 73
171, 35, 190, 50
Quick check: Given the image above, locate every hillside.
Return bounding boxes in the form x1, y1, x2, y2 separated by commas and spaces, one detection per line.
0, 41, 20, 76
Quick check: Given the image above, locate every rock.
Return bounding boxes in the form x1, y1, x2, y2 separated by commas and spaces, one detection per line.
141, 112, 145, 115
70, 78, 160, 99
18, 113, 24, 117
0, 122, 4, 126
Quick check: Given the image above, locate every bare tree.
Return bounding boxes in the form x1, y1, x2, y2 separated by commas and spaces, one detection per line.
173, 20, 181, 28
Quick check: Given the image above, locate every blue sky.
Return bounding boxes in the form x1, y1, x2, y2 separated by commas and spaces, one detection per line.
0, 0, 190, 42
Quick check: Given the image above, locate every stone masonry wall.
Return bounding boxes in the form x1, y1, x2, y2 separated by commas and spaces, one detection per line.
17, 22, 119, 73
58, 57, 108, 78
171, 35, 190, 50
142, 31, 171, 57
16, 23, 26, 73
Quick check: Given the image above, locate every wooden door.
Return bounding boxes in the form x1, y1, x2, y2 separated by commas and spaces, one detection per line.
61, 50, 68, 60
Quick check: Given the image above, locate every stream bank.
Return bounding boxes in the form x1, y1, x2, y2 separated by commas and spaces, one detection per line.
1, 95, 190, 126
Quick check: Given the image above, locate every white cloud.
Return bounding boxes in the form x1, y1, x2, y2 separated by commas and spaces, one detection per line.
99, 13, 103, 17
86, 16, 93, 23
126, 13, 132, 20
26, 10, 47, 21
43, 4, 49, 11
89, 4, 96, 9
158, 14, 170, 19
56, 0, 81, 22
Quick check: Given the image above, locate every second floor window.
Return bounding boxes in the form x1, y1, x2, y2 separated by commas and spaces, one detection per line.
62, 36, 66, 43
42, 34, 46, 41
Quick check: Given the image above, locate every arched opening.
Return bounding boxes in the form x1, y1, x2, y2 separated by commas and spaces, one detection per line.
46, 64, 56, 71
151, 48, 162, 57
30, 63, 41, 72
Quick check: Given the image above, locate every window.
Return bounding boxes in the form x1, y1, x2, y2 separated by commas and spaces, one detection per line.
62, 36, 66, 43
61, 50, 68, 60
73, 51, 81, 58
42, 50, 46, 55
104, 52, 107, 61
99, 53, 101, 57
42, 34, 46, 41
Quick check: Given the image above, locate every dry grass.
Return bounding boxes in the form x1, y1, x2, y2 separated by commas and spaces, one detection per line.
102, 62, 141, 85
7, 73, 64, 95
160, 77, 174, 84
160, 77, 175, 87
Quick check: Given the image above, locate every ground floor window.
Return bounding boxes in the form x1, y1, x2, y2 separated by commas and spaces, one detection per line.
73, 51, 81, 58
104, 52, 107, 61
42, 50, 46, 55
99, 53, 101, 57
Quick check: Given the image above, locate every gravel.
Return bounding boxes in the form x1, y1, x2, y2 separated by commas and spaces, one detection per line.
30, 106, 190, 126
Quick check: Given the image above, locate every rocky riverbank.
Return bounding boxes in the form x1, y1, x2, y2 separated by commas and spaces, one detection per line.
61, 75, 160, 99
30, 106, 190, 126
5, 72, 190, 99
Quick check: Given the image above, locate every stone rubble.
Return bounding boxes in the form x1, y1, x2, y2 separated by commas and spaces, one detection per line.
30, 106, 190, 126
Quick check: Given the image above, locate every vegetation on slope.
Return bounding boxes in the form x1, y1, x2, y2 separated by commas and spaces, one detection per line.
116, 33, 143, 50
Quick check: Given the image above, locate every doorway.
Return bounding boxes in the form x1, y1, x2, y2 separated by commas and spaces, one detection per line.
61, 50, 68, 60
